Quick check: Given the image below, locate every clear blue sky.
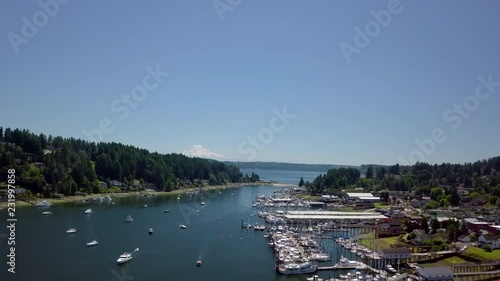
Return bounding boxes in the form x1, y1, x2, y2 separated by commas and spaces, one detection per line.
1, 0, 499, 166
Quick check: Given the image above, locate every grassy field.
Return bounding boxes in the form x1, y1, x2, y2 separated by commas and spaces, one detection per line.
373, 202, 391, 209
360, 233, 402, 250
463, 247, 500, 261
421, 256, 469, 267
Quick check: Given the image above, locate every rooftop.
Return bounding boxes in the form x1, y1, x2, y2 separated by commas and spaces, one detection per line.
346, 192, 375, 198
417, 266, 453, 277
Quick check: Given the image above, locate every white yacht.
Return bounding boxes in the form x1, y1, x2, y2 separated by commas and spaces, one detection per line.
179, 224, 187, 229
126, 215, 133, 223
42, 211, 53, 215
334, 256, 367, 270
307, 275, 324, 281
149, 228, 153, 234
278, 262, 317, 275
200, 201, 205, 205
117, 253, 132, 264
116, 248, 139, 264
386, 264, 397, 273
309, 253, 331, 262
85, 209, 92, 214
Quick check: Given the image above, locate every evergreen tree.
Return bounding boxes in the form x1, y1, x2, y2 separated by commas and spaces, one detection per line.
365, 166, 374, 179
298, 177, 305, 187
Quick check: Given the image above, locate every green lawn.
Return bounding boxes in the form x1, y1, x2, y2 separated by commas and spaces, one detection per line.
360, 234, 402, 251
374, 202, 391, 209
421, 256, 469, 267
463, 247, 500, 261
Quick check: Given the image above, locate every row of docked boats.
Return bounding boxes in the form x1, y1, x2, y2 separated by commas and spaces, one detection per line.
307, 271, 389, 281
335, 238, 381, 260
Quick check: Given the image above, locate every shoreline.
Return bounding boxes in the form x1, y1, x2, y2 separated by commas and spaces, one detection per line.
0, 181, 295, 209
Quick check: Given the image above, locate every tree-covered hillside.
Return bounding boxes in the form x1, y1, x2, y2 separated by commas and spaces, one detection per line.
0, 127, 255, 197
306, 158, 500, 207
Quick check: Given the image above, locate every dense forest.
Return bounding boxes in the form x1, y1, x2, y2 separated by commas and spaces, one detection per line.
303, 157, 500, 207
0, 127, 258, 198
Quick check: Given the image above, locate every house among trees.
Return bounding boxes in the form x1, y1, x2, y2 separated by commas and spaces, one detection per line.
478, 234, 500, 249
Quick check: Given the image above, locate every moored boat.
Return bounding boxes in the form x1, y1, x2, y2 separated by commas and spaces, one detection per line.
278, 262, 317, 275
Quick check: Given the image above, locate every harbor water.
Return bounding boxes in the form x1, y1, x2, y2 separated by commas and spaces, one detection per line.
1, 175, 369, 281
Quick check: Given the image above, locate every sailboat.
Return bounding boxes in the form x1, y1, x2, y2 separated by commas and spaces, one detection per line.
66, 213, 76, 234
126, 215, 133, 223
86, 225, 98, 247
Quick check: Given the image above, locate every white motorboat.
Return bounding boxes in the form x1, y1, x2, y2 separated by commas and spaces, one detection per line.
200, 201, 205, 205
85, 209, 92, 214
196, 260, 202, 266
144, 205, 147, 208
117, 253, 132, 264
386, 264, 397, 273
177, 195, 180, 200
196, 210, 200, 213
309, 253, 331, 262
116, 248, 139, 264
278, 262, 317, 275
164, 209, 170, 213
179, 224, 187, 229
126, 215, 133, 222
149, 228, 153, 234
334, 256, 367, 270
42, 211, 52, 215
307, 275, 324, 281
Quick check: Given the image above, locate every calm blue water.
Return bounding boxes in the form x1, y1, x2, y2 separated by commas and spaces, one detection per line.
0, 170, 359, 281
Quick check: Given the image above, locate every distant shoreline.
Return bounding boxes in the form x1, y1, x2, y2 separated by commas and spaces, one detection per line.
0, 181, 296, 209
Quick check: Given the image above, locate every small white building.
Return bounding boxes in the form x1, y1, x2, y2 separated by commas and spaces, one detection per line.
417, 266, 453, 281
